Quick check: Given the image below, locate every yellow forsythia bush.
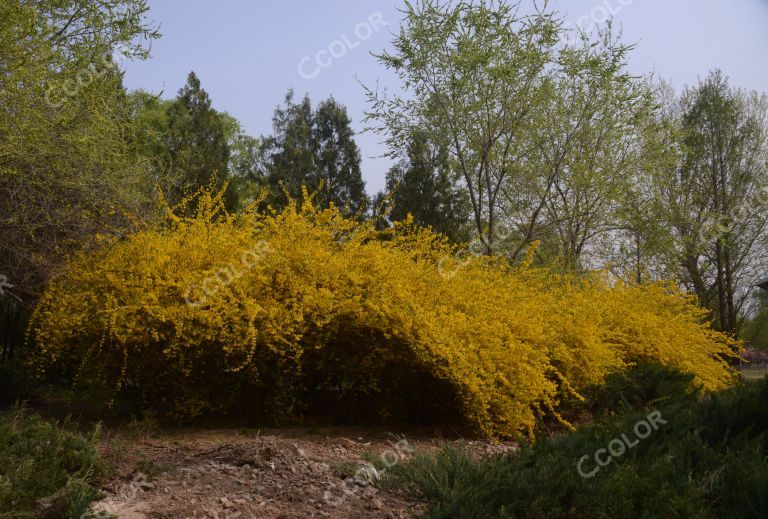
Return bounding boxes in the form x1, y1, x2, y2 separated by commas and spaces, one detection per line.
28, 189, 738, 438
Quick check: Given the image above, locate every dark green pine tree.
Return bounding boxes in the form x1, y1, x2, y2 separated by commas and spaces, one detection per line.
260, 91, 366, 214
313, 97, 366, 212
260, 91, 316, 207
382, 133, 470, 243
165, 71, 231, 207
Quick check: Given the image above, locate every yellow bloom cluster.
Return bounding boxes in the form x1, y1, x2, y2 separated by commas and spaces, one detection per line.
28, 189, 738, 437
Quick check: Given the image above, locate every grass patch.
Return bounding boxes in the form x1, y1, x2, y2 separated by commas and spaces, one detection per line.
0, 407, 101, 518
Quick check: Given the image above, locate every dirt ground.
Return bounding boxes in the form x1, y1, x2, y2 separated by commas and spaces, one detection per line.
88, 425, 517, 518
741, 365, 768, 382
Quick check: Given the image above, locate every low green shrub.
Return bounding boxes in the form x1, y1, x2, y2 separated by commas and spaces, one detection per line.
384, 378, 768, 518
576, 361, 697, 418
0, 408, 101, 518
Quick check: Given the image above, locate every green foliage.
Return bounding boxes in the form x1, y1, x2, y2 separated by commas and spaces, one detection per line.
261, 91, 367, 214
366, 0, 559, 254
129, 83, 261, 213
219, 112, 263, 209
0, 408, 101, 518
128, 89, 176, 189
740, 290, 768, 350
530, 28, 660, 271
648, 71, 768, 335
164, 72, 232, 208
743, 312, 768, 351
366, 0, 655, 260
0, 0, 159, 304
385, 378, 768, 518
378, 133, 471, 243
577, 361, 697, 418
313, 97, 367, 211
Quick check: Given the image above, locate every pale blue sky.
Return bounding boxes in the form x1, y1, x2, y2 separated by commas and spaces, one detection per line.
122, 0, 768, 194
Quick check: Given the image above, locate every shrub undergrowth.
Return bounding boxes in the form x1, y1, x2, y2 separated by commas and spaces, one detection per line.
382, 375, 768, 518
0, 408, 100, 518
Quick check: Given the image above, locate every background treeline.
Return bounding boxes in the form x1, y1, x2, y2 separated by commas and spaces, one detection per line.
364, 1, 768, 341
2, 0, 768, 365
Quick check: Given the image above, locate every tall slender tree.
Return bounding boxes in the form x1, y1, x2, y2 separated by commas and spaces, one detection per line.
313, 98, 366, 212
649, 71, 768, 334
365, 0, 560, 255
380, 133, 470, 242
164, 71, 231, 206
260, 91, 315, 207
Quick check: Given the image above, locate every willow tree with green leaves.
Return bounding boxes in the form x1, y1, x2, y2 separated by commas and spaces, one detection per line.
648, 71, 768, 335
365, 0, 560, 255
365, 1, 664, 269
0, 0, 158, 357
531, 30, 663, 271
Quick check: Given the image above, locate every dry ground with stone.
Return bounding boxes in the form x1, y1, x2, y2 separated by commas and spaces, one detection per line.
88, 425, 516, 518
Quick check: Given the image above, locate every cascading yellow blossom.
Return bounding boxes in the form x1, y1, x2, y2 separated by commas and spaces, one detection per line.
28, 188, 738, 438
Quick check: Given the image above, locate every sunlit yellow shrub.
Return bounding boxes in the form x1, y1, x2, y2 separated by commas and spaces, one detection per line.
28, 189, 738, 438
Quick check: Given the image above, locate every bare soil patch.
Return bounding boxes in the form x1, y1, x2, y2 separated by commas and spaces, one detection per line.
89, 426, 516, 518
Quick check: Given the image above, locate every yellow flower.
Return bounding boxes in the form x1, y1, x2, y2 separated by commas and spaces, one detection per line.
29, 186, 738, 438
